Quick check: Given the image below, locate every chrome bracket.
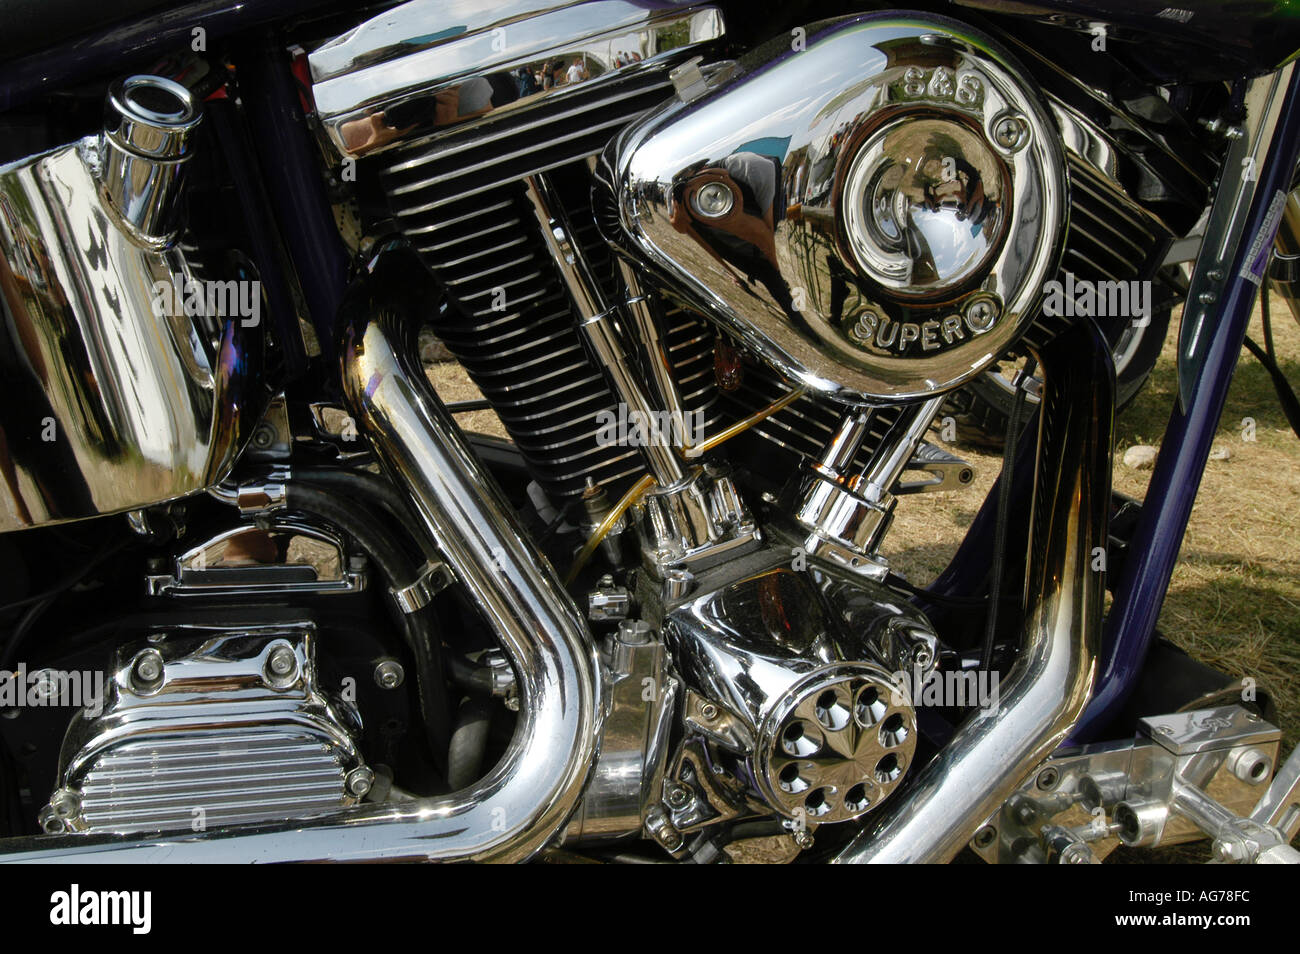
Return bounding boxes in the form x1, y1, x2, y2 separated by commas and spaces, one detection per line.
895, 441, 976, 495
971, 706, 1295, 864
391, 559, 454, 614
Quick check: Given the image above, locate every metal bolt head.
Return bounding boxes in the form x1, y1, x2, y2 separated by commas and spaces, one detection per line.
992, 114, 1029, 150
130, 649, 165, 692
1035, 766, 1060, 791
250, 423, 276, 449
616, 619, 653, 645
263, 644, 299, 688
269, 647, 296, 676
50, 789, 80, 819
792, 829, 815, 849
973, 825, 997, 849
666, 784, 693, 810
964, 296, 1001, 332
346, 766, 375, 798
700, 702, 720, 721
373, 659, 405, 690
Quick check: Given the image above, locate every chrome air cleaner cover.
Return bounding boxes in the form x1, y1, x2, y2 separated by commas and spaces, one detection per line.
597, 14, 1066, 403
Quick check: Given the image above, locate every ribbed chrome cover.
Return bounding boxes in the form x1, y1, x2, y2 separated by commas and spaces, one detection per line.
77, 733, 348, 835
41, 625, 367, 836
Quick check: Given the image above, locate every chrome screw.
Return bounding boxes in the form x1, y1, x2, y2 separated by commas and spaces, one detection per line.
993, 115, 1029, 150
695, 181, 734, 217
346, 766, 375, 798
700, 702, 720, 721
264, 644, 299, 687
373, 660, 405, 690
965, 297, 1000, 332
131, 649, 165, 692
50, 789, 81, 819
665, 784, 693, 810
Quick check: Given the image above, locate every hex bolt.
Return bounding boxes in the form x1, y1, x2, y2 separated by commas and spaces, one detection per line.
373, 660, 406, 690
130, 649, 165, 692
1035, 766, 1060, 791
665, 784, 693, 810
792, 828, 815, 849
973, 825, 997, 849
264, 645, 299, 687
346, 766, 375, 798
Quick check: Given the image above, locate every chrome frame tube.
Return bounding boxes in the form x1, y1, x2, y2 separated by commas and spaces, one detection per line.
833, 319, 1113, 863
0, 249, 600, 863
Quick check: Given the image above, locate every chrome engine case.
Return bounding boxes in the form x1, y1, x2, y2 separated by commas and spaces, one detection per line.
41, 624, 369, 836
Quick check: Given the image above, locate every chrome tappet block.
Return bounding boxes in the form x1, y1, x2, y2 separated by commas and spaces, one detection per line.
41, 624, 368, 836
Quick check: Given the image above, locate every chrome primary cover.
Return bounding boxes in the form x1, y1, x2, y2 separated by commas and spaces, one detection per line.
598, 14, 1067, 403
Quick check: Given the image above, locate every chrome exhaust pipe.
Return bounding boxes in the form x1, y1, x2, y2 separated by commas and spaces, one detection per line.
833, 319, 1113, 864
0, 249, 600, 863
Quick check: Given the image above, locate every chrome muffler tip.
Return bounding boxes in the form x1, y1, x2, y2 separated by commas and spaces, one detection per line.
101, 75, 202, 242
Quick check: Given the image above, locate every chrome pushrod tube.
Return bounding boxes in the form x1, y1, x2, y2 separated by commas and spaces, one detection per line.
833, 319, 1114, 864
0, 249, 600, 864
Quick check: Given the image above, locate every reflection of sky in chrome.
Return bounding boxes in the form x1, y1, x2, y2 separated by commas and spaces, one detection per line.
631, 29, 896, 180
909, 206, 991, 282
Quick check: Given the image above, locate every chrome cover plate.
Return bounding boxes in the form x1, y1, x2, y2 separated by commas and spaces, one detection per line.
598, 14, 1066, 403
0, 141, 258, 534
42, 625, 367, 835
309, 0, 725, 158
145, 517, 368, 598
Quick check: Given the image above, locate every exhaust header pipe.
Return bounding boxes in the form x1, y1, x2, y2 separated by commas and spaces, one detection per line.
833, 318, 1113, 864
0, 249, 600, 863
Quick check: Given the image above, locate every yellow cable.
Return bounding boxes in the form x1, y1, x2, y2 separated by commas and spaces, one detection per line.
684, 387, 806, 458
564, 474, 655, 585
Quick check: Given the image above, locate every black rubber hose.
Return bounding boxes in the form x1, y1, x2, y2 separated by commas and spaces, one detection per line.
282, 482, 450, 774
294, 466, 435, 558
447, 695, 494, 790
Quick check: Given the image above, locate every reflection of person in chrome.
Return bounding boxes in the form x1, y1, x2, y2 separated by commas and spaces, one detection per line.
669, 152, 804, 323
564, 57, 588, 85
339, 76, 511, 152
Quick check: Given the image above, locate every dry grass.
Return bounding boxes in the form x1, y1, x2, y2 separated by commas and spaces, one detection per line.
428, 301, 1300, 755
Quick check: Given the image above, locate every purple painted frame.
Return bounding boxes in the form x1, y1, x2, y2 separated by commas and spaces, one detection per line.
1068, 70, 1300, 742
